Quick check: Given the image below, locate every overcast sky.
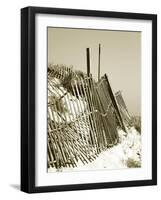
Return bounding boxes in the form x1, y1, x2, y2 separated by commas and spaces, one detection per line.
48, 27, 141, 116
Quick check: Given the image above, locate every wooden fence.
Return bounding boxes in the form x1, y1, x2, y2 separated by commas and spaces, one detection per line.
115, 91, 131, 126
48, 70, 126, 169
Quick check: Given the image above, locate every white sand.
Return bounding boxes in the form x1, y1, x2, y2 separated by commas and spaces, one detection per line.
48, 127, 141, 172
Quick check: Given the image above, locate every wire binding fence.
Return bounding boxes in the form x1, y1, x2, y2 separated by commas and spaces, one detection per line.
48, 68, 125, 169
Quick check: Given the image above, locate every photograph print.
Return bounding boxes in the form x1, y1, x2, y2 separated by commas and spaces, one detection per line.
47, 27, 141, 173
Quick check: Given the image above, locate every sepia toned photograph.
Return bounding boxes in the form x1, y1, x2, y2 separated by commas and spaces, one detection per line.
21, 7, 157, 193
47, 27, 141, 173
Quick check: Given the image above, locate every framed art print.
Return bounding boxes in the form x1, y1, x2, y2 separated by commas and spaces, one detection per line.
21, 6, 157, 193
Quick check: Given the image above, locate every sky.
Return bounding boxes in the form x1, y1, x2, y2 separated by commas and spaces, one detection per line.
48, 27, 141, 116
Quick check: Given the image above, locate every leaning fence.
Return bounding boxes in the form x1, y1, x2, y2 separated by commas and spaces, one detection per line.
115, 91, 131, 126
48, 68, 126, 169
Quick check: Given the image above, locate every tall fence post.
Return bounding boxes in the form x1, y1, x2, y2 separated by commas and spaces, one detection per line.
98, 44, 101, 81
86, 48, 90, 76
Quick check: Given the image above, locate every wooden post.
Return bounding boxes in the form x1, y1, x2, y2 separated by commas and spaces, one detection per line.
98, 44, 101, 81
86, 48, 90, 76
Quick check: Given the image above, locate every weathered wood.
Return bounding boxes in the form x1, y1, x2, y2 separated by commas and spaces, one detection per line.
115, 90, 131, 126
47, 67, 127, 169
98, 44, 101, 81
86, 48, 90, 76
104, 74, 127, 132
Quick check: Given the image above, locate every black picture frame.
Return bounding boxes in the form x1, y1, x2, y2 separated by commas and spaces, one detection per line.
21, 6, 157, 193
